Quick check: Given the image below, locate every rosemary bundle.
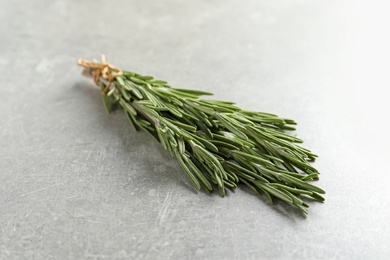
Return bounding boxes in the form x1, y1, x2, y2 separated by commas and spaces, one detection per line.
78, 55, 324, 214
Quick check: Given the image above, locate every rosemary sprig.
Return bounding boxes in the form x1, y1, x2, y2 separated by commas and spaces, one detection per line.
78, 57, 325, 214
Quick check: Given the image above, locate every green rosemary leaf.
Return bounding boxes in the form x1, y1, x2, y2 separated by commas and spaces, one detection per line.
309, 192, 325, 202
262, 154, 284, 163
156, 125, 168, 150
118, 85, 131, 101
231, 153, 258, 173
229, 169, 256, 181
278, 124, 297, 131
194, 119, 213, 139
212, 133, 243, 148
231, 150, 275, 167
175, 151, 201, 190
140, 124, 160, 142
165, 103, 183, 118
275, 171, 325, 194
107, 87, 116, 97
137, 87, 160, 107
213, 113, 248, 140
137, 75, 154, 81
165, 118, 197, 132
254, 182, 294, 204
130, 76, 145, 84
161, 119, 193, 141
282, 190, 305, 207
177, 109, 199, 122
196, 100, 236, 113
204, 100, 240, 111
186, 100, 214, 114
284, 118, 297, 125
150, 80, 168, 85
239, 178, 262, 196
172, 88, 213, 96
268, 183, 313, 195
102, 93, 112, 114
147, 106, 169, 111
226, 170, 239, 182
123, 71, 136, 77
184, 156, 213, 191
119, 98, 137, 115
223, 161, 269, 183
209, 140, 240, 150
125, 111, 138, 131
191, 134, 218, 153
137, 118, 152, 127
296, 204, 309, 215
135, 102, 159, 117
223, 179, 237, 188
229, 113, 255, 125
191, 142, 220, 168
302, 173, 319, 181
212, 153, 225, 162
124, 81, 143, 99
116, 76, 125, 86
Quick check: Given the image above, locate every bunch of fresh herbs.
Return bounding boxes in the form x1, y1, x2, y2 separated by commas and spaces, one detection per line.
78, 57, 325, 214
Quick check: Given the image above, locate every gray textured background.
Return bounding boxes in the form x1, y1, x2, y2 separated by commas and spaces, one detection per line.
1, 0, 389, 259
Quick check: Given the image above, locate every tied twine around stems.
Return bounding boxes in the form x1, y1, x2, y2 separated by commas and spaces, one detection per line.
77, 54, 123, 94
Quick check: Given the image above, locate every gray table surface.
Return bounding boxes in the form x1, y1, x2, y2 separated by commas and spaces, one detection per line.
1, 0, 389, 259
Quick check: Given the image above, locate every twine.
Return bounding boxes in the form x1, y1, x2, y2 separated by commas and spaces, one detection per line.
77, 54, 123, 93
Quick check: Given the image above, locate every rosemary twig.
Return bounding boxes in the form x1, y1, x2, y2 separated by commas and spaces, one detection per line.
78, 56, 325, 214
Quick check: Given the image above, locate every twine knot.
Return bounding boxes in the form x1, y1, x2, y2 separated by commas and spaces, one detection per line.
77, 54, 123, 93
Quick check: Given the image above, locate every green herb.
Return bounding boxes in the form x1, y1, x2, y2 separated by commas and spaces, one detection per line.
78, 57, 325, 214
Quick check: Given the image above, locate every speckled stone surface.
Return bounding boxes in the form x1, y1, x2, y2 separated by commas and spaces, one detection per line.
1, 0, 389, 259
